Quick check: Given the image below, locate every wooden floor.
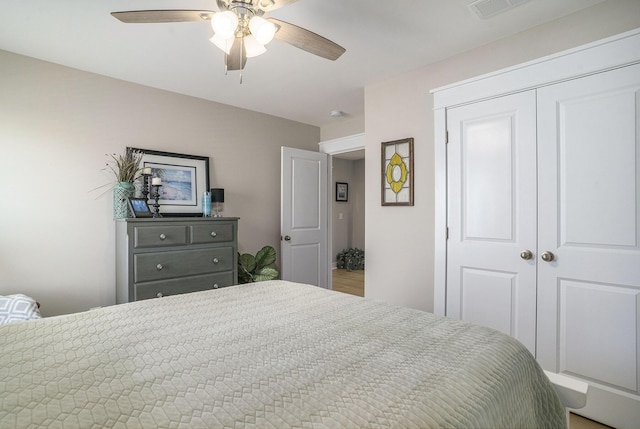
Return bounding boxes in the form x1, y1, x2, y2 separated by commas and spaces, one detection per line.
332, 269, 612, 429
332, 268, 364, 297
570, 413, 613, 429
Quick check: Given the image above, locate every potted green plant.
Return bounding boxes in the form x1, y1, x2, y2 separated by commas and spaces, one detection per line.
336, 248, 365, 271
105, 148, 144, 219
238, 245, 279, 283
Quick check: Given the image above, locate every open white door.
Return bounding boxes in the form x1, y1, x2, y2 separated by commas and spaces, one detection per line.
281, 147, 329, 287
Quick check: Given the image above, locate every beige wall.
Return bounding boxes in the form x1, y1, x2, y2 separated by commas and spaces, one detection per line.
320, 114, 364, 142
0, 50, 319, 316
351, 159, 365, 250
331, 157, 365, 265
362, 0, 640, 311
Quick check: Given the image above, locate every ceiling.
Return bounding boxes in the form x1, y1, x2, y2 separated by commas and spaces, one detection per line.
0, 0, 605, 127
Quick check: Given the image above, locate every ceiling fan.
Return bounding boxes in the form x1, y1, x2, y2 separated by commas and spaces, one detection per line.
111, 0, 346, 72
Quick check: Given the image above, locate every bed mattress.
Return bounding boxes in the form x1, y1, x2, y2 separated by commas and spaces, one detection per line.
0, 280, 565, 428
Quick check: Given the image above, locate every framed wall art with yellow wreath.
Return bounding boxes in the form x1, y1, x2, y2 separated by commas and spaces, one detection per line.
381, 138, 414, 206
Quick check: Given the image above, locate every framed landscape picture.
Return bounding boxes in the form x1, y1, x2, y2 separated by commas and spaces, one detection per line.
129, 147, 210, 216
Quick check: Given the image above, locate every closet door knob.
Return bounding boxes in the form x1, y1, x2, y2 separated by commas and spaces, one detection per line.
520, 250, 533, 260
210, 231, 217, 237
156, 264, 163, 270
212, 258, 219, 264
159, 233, 166, 240
284, 235, 291, 241
541, 251, 555, 262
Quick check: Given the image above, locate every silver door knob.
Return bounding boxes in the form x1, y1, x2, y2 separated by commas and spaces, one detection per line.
210, 231, 217, 237
213, 283, 219, 289
159, 233, 166, 240
541, 251, 555, 262
212, 258, 219, 264
156, 263, 163, 270
156, 292, 163, 298
284, 235, 291, 241
520, 250, 533, 260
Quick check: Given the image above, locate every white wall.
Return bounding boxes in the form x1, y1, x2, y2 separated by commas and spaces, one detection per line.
362, 0, 640, 312
0, 50, 319, 316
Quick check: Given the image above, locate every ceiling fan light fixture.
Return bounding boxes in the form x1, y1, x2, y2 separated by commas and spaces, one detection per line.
244, 35, 267, 58
258, 0, 276, 9
211, 10, 238, 38
248, 16, 276, 45
210, 33, 233, 54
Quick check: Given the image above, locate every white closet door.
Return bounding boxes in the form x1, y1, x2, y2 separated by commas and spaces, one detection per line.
446, 90, 538, 354
537, 63, 640, 429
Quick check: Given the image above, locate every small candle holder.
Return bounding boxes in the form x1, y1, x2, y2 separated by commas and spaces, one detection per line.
151, 185, 163, 218
141, 174, 151, 201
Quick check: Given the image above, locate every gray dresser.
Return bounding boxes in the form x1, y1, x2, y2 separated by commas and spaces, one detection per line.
116, 217, 239, 303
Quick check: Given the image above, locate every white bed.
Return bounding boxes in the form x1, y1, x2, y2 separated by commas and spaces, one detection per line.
0, 281, 566, 428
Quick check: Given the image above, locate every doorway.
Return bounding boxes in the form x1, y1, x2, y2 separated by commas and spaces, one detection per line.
319, 133, 366, 296
331, 150, 365, 297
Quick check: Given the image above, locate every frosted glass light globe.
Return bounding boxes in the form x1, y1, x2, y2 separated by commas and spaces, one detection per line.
211, 11, 238, 38
248, 16, 276, 45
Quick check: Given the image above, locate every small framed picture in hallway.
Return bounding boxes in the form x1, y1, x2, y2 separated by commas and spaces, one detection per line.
336, 182, 348, 202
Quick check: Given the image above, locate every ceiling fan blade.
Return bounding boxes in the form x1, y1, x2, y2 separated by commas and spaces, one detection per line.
226, 38, 247, 71
268, 18, 345, 61
111, 10, 215, 23
257, 0, 301, 12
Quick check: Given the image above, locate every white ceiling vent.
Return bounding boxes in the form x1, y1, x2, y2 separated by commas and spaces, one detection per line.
468, 0, 532, 19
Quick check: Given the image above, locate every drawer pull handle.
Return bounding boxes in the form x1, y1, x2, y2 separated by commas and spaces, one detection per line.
159, 233, 166, 240
210, 231, 217, 238
156, 292, 163, 298
212, 258, 219, 264
156, 263, 163, 270
213, 283, 219, 289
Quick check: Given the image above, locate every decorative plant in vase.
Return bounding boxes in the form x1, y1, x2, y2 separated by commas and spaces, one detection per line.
105, 148, 144, 219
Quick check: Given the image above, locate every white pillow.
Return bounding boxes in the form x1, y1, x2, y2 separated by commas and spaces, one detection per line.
0, 294, 42, 325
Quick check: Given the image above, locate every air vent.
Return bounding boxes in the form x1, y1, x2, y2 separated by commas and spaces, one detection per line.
468, 0, 531, 19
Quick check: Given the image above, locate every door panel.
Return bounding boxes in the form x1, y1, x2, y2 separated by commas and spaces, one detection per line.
537, 63, 640, 428
290, 243, 321, 286
460, 268, 517, 336
560, 280, 639, 391
464, 115, 515, 241
281, 147, 328, 287
447, 90, 537, 354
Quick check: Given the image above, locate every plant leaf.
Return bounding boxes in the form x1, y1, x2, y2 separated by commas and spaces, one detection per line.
254, 267, 279, 282
237, 265, 254, 284
254, 246, 276, 270
238, 253, 256, 273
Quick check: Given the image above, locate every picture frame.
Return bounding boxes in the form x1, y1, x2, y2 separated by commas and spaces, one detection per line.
336, 182, 349, 202
129, 147, 210, 216
127, 197, 153, 218
381, 138, 414, 206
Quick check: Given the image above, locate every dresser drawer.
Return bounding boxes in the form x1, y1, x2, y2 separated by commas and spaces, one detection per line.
190, 223, 234, 244
134, 272, 234, 301
134, 225, 188, 248
134, 247, 234, 283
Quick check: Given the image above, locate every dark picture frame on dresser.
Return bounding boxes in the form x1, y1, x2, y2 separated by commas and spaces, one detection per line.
127, 197, 153, 218
129, 147, 210, 216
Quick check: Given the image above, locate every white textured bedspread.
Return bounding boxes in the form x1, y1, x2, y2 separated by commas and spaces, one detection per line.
1, 281, 565, 429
